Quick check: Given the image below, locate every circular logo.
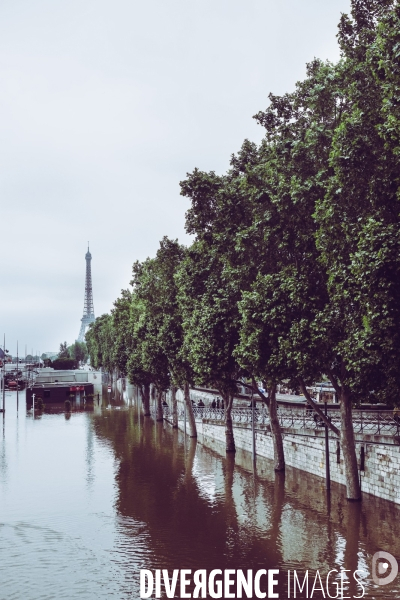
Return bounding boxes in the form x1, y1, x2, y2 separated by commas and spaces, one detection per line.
372, 551, 398, 586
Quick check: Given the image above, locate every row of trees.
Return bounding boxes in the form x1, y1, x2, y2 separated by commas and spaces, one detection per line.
86, 0, 400, 501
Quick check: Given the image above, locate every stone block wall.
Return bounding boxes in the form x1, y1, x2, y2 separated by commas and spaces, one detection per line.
168, 388, 400, 504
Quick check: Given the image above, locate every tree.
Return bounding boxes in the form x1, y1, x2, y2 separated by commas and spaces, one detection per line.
178, 169, 253, 453
309, 0, 400, 499
58, 341, 69, 359
86, 314, 115, 373
127, 242, 198, 432
68, 341, 88, 365
111, 289, 133, 377
144, 238, 194, 432
128, 261, 170, 422
240, 57, 348, 467
52, 358, 76, 370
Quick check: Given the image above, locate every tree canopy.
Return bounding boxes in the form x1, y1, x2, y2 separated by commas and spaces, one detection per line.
86, 0, 400, 499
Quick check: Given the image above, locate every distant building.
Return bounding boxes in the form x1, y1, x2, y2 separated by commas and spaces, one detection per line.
26, 368, 102, 404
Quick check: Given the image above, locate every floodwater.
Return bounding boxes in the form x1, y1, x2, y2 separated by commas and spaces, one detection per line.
0, 390, 399, 599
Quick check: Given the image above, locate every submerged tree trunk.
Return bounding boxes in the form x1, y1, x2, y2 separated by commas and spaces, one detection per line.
327, 368, 361, 502
340, 385, 361, 501
223, 452, 238, 529
222, 391, 236, 453
171, 386, 178, 428
141, 383, 150, 417
156, 389, 163, 422
268, 384, 285, 471
184, 382, 197, 438
251, 377, 285, 471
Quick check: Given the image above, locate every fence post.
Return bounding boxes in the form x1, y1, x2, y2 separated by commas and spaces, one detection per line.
325, 402, 331, 491
251, 391, 256, 464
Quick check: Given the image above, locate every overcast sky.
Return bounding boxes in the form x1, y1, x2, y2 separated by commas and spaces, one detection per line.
0, 0, 351, 356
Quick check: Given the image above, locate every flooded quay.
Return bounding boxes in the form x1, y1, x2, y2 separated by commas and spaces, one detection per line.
0, 391, 399, 599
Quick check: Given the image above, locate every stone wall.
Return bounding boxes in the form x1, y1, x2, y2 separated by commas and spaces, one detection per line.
168, 388, 400, 505
198, 432, 400, 558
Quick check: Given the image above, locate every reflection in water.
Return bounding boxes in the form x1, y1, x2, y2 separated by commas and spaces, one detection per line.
0, 412, 7, 485
0, 392, 400, 598
344, 502, 362, 598
86, 418, 95, 490
94, 408, 400, 598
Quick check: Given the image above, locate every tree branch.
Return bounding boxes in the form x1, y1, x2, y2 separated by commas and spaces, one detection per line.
298, 377, 340, 436
251, 376, 270, 408
327, 369, 341, 398
233, 379, 263, 401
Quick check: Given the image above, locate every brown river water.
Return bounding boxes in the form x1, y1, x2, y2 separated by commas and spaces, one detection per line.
0, 390, 399, 599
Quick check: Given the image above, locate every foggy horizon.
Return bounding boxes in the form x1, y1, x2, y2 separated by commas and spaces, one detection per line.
1, 0, 351, 354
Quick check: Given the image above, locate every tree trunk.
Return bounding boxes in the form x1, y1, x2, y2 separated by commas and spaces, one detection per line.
223, 452, 238, 528
223, 392, 236, 453
268, 384, 285, 471
156, 389, 163, 422
340, 385, 361, 501
171, 386, 178, 428
184, 382, 197, 438
141, 383, 150, 416
251, 377, 285, 471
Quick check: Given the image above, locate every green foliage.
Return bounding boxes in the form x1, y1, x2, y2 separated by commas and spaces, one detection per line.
111, 289, 133, 375
58, 342, 69, 359
68, 341, 88, 365
177, 242, 241, 395
127, 238, 188, 391
312, 0, 400, 403
56, 341, 87, 367
85, 0, 400, 410
51, 358, 77, 370
85, 314, 114, 371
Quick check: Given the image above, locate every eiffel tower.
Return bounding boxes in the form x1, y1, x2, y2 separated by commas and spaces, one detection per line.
78, 244, 95, 342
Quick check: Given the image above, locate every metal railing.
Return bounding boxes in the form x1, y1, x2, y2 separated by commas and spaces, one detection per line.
152, 404, 400, 437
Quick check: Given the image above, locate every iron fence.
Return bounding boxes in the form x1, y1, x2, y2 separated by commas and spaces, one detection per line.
151, 404, 400, 437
